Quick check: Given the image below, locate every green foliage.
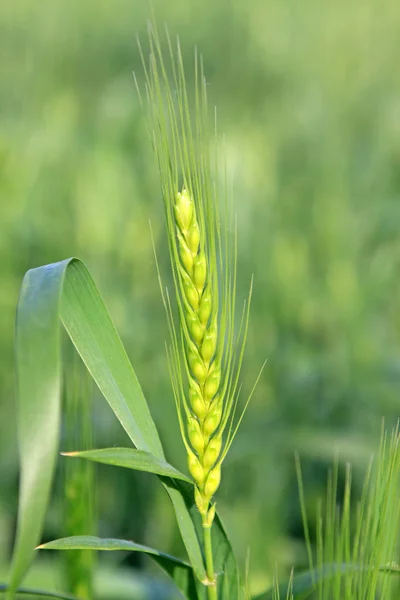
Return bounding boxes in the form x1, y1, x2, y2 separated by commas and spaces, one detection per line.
4, 257, 239, 599
256, 426, 400, 599
307, 427, 400, 599
62, 448, 192, 482
255, 563, 400, 600
0, 585, 79, 599
5, 257, 201, 595
38, 536, 198, 600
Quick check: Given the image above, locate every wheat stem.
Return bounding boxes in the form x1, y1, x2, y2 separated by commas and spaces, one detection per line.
203, 520, 217, 600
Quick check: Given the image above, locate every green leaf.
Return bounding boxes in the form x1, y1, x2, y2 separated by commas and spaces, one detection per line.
7, 258, 206, 599
60, 260, 163, 456
211, 513, 240, 600
62, 447, 192, 483
253, 562, 400, 600
0, 585, 78, 599
38, 536, 198, 600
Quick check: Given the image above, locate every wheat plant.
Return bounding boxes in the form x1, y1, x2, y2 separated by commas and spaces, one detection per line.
1, 20, 400, 600
292, 424, 400, 600
137, 24, 262, 597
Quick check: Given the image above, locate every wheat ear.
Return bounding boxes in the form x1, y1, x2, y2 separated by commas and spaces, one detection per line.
173, 188, 223, 517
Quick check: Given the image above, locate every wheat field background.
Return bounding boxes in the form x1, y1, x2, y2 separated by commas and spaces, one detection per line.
1, 0, 400, 595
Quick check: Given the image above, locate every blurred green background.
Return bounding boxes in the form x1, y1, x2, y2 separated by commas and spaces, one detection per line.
1, 0, 400, 597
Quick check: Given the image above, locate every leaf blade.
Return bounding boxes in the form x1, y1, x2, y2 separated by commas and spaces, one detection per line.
7, 261, 67, 599
0, 584, 79, 599
62, 447, 192, 483
60, 259, 163, 457
38, 536, 199, 600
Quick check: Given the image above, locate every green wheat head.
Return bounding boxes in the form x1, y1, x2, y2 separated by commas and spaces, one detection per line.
297, 423, 400, 600
137, 24, 258, 526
